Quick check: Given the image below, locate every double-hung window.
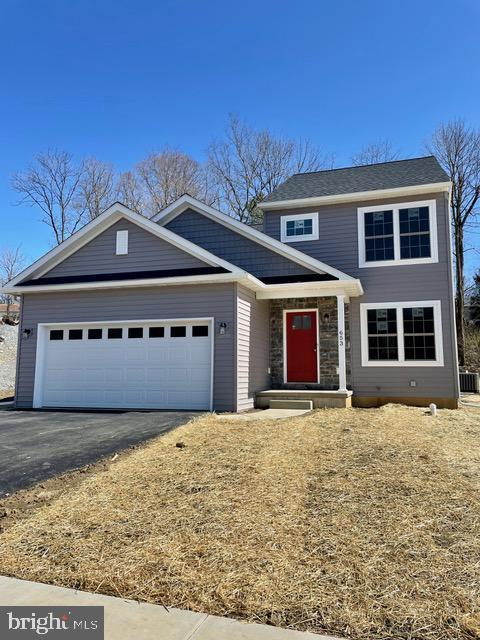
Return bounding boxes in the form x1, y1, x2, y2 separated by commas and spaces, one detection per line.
360, 300, 444, 366
280, 212, 319, 242
358, 200, 438, 267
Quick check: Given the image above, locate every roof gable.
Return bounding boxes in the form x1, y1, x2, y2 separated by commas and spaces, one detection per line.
41, 218, 208, 280
166, 208, 317, 279
153, 195, 355, 281
7, 203, 245, 289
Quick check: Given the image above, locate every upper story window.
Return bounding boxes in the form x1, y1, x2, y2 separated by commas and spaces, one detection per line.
357, 200, 438, 267
280, 212, 319, 243
360, 300, 444, 367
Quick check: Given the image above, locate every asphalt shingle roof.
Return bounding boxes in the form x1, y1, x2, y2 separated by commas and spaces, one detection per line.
263, 156, 449, 203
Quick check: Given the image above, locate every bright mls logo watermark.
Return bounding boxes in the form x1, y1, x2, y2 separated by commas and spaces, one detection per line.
0, 607, 104, 639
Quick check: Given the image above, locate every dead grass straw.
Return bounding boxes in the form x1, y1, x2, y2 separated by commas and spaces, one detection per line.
1, 405, 480, 639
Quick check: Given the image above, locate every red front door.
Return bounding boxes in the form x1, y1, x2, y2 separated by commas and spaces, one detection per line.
285, 311, 318, 382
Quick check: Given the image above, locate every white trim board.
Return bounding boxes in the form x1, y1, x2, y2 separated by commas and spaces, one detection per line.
2, 272, 254, 295
283, 308, 320, 384
255, 280, 362, 299
153, 194, 355, 281
5, 203, 246, 288
2, 272, 364, 298
357, 199, 439, 268
33, 317, 215, 411
360, 300, 444, 367
259, 182, 451, 211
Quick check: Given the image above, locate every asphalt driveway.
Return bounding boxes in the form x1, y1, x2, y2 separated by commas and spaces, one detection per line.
0, 408, 200, 496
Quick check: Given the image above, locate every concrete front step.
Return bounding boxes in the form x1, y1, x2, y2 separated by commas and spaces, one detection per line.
270, 399, 313, 410
257, 390, 352, 409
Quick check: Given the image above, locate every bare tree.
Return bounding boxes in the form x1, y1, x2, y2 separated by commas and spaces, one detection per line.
76, 158, 116, 220
427, 119, 480, 366
115, 170, 146, 215
136, 149, 213, 216
207, 115, 330, 224
351, 140, 400, 166
12, 150, 85, 245
0, 247, 26, 318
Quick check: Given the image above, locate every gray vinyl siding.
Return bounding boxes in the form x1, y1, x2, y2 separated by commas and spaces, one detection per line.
43, 219, 207, 278
16, 284, 236, 411
166, 208, 314, 278
263, 191, 459, 400
235, 284, 270, 411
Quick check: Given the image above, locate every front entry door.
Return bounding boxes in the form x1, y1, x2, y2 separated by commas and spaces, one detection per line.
285, 310, 318, 383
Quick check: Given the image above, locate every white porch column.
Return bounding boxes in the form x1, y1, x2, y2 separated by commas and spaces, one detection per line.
337, 294, 347, 392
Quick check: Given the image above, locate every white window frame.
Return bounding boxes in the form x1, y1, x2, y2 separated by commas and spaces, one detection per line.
357, 200, 438, 267
360, 300, 444, 367
281, 212, 319, 243
116, 230, 129, 255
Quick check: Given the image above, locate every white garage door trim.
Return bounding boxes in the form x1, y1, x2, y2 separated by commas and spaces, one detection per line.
33, 317, 214, 410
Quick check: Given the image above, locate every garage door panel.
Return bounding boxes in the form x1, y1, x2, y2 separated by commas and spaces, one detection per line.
190, 368, 211, 387
85, 369, 106, 384
168, 368, 189, 385
104, 390, 123, 404
64, 390, 85, 404
103, 368, 123, 384
125, 368, 146, 384
147, 340, 168, 364
124, 347, 148, 365
146, 368, 168, 384
124, 389, 145, 404
84, 389, 106, 404
145, 390, 168, 404
39, 321, 212, 410
167, 347, 189, 363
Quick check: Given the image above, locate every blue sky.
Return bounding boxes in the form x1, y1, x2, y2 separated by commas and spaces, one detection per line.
1, 0, 479, 277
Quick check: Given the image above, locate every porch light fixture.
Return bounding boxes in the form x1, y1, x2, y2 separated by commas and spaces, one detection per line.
219, 322, 227, 335
22, 328, 32, 339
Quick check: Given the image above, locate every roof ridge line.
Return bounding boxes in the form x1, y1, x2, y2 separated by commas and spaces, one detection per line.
289, 155, 436, 177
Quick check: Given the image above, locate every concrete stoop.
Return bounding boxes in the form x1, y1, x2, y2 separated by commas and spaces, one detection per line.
0, 576, 342, 640
257, 390, 352, 409
270, 399, 313, 410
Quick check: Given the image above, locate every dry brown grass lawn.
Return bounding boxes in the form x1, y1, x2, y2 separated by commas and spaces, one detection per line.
1, 405, 480, 640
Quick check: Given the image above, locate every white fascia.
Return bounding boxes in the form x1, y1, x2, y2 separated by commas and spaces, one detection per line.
255, 278, 364, 300
259, 182, 452, 211
1, 272, 262, 296
152, 194, 355, 281
5, 202, 245, 288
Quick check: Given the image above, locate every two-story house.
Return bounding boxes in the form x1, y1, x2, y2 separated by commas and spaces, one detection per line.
2, 156, 459, 411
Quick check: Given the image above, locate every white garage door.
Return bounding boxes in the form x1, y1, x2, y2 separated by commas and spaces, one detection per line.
35, 320, 212, 410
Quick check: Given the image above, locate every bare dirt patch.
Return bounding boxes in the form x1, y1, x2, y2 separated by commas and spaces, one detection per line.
0, 406, 479, 640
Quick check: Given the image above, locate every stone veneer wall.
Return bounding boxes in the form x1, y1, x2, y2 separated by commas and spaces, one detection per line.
269, 297, 350, 390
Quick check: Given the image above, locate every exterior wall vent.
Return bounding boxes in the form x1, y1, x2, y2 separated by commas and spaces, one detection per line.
116, 230, 129, 255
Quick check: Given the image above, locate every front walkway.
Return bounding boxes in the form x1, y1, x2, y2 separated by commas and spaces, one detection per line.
0, 576, 341, 640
